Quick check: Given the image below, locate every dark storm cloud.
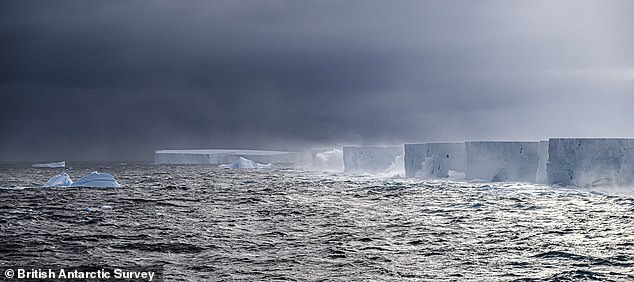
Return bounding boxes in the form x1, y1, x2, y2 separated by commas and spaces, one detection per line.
1, 0, 633, 160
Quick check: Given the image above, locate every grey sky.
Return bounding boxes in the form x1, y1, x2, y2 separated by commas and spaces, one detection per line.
1, 0, 633, 161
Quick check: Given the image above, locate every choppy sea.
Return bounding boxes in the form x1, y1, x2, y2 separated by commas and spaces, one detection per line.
1, 162, 634, 281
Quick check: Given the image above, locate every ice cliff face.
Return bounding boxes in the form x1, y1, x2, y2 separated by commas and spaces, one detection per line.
404, 143, 465, 178
343, 146, 403, 174
466, 141, 540, 182
547, 138, 634, 187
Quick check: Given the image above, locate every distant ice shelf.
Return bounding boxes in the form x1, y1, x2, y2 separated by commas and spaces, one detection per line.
154, 149, 298, 165
33, 161, 65, 168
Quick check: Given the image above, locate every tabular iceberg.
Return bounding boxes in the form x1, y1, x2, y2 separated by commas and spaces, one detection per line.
465, 141, 540, 182
155, 149, 298, 165
44, 172, 74, 187
70, 172, 121, 188
404, 143, 465, 178
547, 138, 634, 187
33, 161, 66, 168
343, 146, 403, 173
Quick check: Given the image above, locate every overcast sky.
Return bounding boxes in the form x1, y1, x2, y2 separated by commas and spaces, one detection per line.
1, 0, 633, 161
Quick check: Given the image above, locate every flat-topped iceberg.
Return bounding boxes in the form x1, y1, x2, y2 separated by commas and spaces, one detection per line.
33, 161, 65, 168
219, 157, 272, 169
44, 172, 73, 187
547, 138, 634, 187
43, 171, 121, 188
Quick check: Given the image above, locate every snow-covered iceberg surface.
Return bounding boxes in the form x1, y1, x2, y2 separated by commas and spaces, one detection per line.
465, 141, 540, 182
219, 157, 272, 169
310, 148, 344, 171
33, 161, 65, 168
343, 146, 403, 173
155, 149, 298, 165
547, 138, 634, 187
43, 172, 73, 187
404, 143, 465, 178
70, 172, 121, 188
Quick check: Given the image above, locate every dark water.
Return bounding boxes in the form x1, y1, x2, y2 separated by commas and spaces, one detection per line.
1, 162, 634, 281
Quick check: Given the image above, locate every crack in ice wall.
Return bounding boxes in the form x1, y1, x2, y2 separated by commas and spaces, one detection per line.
535, 140, 549, 184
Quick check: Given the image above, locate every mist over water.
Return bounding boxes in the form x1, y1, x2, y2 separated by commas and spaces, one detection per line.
2, 163, 634, 281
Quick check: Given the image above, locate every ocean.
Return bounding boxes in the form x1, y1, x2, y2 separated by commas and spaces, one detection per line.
1, 162, 634, 281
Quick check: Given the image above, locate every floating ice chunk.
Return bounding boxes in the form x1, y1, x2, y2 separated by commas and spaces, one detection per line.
219, 157, 272, 169
44, 172, 73, 187
70, 172, 121, 188
33, 161, 65, 168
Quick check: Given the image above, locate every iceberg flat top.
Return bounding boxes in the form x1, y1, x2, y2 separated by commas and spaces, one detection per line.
155, 149, 295, 155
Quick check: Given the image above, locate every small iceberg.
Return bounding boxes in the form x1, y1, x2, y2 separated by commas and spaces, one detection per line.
33, 161, 66, 168
43, 171, 121, 188
219, 157, 272, 169
44, 172, 74, 187
71, 172, 121, 188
